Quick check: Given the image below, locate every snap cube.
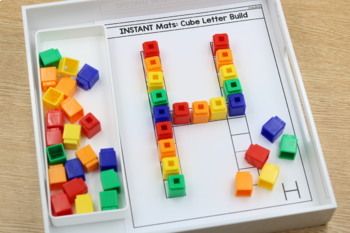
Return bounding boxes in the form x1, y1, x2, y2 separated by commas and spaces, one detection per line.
172, 102, 191, 125
219, 64, 238, 87
192, 101, 210, 124
153, 105, 171, 123
258, 163, 280, 190
215, 49, 234, 70
79, 112, 101, 138
40, 67, 57, 91
158, 138, 176, 160
150, 89, 168, 107
55, 77, 77, 98
75, 194, 94, 214
100, 190, 119, 210
100, 169, 121, 192
65, 158, 85, 180
167, 174, 186, 198
213, 33, 230, 54
76, 144, 99, 172
161, 156, 181, 180
279, 134, 298, 160
245, 144, 270, 169
261, 116, 286, 143
62, 124, 81, 149
46, 109, 64, 130
50, 191, 72, 216
146, 71, 165, 92
209, 97, 227, 121
61, 97, 84, 123
57, 57, 80, 77
39, 48, 61, 67
99, 148, 118, 171
42, 87, 64, 109
143, 41, 160, 58
77, 64, 100, 90
228, 93, 246, 116
48, 164, 67, 190
144, 56, 162, 73
235, 171, 253, 197
46, 143, 67, 165
155, 121, 173, 140
46, 128, 62, 146
224, 79, 242, 98
62, 178, 88, 203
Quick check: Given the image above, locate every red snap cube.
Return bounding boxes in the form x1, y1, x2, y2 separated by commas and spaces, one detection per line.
46, 109, 64, 130
172, 102, 191, 125
51, 191, 72, 216
155, 121, 173, 140
142, 41, 160, 58
62, 178, 88, 203
46, 128, 62, 146
213, 33, 230, 54
79, 112, 101, 138
245, 144, 270, 169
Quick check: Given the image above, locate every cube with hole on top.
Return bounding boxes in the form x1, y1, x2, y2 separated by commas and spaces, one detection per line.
161, 156, 181, 180
209, 97, 227, 121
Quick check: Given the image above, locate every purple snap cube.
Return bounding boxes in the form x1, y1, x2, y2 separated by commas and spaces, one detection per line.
261, 116, 286, 143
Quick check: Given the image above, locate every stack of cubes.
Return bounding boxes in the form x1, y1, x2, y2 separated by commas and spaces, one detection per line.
142, 41, 186, 198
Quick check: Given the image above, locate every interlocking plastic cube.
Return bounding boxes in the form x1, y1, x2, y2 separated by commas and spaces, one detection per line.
215, 49, 234, 70
58, 57, 80, 77
146, 71, 165, 92
167, 174, 186, 198
155, 121, 173, 140
46, 128, 62, 146
144, 56, 162, 73
261, 116, 286, 143
40, 67, 57, 91
51, 191, 72, 216
62, 124, 81, 149
219, 64, 237, 87
75, 194, 94, 214
39, 48, 61, 67
99, 148, 118, 171
100, 169, 121, 192
279, 134, 298, 160
172, 102, 191, 125
258, 163, 280, 190
76, 144, 99, 172
46, 143, 67, 165
209, 97, 227, 121
55, 77, 77, 98
161, 156, 181, 180
153, 105, 171, 123
245, 144, 270, 169
46, 109, 64, 130
150, 89, 168, 107
213, 33, 230, 54
42, 87, 64, 109
228, 93, 246, 116
79, 112, 101, 138
61, 97, 84, 123
62, 178, 88, 203
235, 171, 253, 197
192, 101, 209, 124
100, 190, 119, 210
158, 138, 176, 160
77, 64, 100, 90
143, 41, 160, 58
224, 79, 242, 98
65, 158, 85, 180
48, 164, 67, 190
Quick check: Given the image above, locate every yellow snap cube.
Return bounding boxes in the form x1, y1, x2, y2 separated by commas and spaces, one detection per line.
146, 71, 165, 92
258, 163, 280, 190
75, 194, 94, 214
209, 97, 227, 121
161, 157, 181, 180
58, 57, 80, 77
42, 87, 64, 110
219, 64, 238, 87
63, 124, 81, 149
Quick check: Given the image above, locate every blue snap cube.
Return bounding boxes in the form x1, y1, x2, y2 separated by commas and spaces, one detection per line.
65, 158, 85, 180
261, 116, 286, 143
153, 105, 171, 123
100, 148, 118, 171
77, 64, 99, 90
228, 93, 246, 116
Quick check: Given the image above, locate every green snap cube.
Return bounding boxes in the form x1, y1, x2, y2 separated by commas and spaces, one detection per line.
101, 169, 121, 192
39, 48, 62, 67
150, 89, 168, 107
46, 143, 67, 165
167, 174, 186, 198
279, 134, 298, 160
100, 190, 119, 210
223, 79, 242, 99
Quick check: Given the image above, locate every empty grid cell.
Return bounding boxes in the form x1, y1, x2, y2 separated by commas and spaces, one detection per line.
228, 117, 249, 135
232, 134, 251, 152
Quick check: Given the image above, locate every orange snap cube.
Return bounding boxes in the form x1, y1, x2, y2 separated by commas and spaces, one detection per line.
158, 138, 176, 160
40, 67, 57, 91
144, 56, 162, 73
192, 101, 210, 124
55, 77, 77, 98
49, 164, 67, 190
215, 49, 234, 70
76, 145, 99, 172
235, 171, 253, 197
61, 97, 84, 123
